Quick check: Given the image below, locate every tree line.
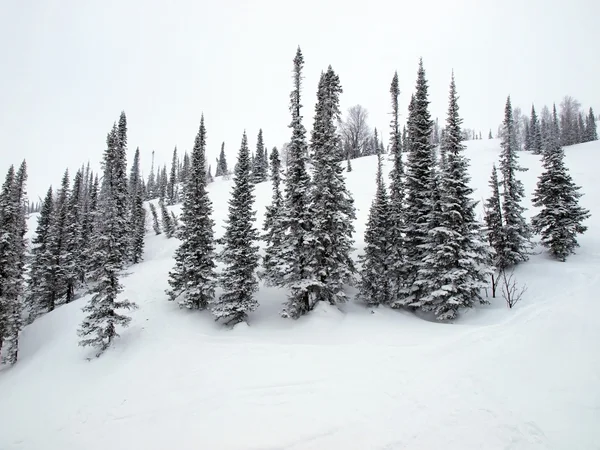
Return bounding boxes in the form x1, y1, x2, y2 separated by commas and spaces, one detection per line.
0, 48, 593, 363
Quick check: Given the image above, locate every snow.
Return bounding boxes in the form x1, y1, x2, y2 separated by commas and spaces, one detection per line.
2, 139, 600, 449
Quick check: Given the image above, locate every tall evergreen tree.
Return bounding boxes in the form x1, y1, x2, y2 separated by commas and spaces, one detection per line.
149, 202, 161, 235
586, 107, 598, 141
577, 113, 586, 144
159, 197, 174, 238
530, 105, 543, 155
166, 116, 216, 309
357, 149, 391, 306
308, 66, 356, 306
212, 132, 260, 324
167, 147, 178, 205
484, 165, 506, 268
147, 150, 156, 200
217, 142, 228, 177
415, 74, 491, 319
180, 151, 190, 185
0, 162, 28, 364
78, 126, 137, 357
27, 186, 54, 320
64, 168, 85, 303
531, 108, 590, 261
498, 96, 531, 266
128, 147, 146, 263
114, 112, 130, 265
253, 129, 268, 183
277, 47, 316, 318
388, 70, 406, 303
262, 146, 284, 284
398, 59, 436, 306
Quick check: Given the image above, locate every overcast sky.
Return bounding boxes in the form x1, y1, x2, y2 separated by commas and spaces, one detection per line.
1, 0, 599, 199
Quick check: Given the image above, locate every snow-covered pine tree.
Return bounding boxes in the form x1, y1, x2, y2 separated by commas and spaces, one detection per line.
27, 186, 54, 320
531, 107, 590, 261
357, 148, 391, 306
0, 162, 28, 364
128, 147, 145, 263
530, 105, 543, 155
206, 165, 213, 183
158, 164, 168, 199
388, 70, 406, 304
167, 147, 178, 205
78, 120, 137, 358
82, 175, 99, 278
217, 142, 228, 177
159, 197, 174, 238
149, 202, 161, 235
166, 116, 216, 309
278, 47, 318, 319
415, 74, 491, 319
484, 165, 506, 269
114, 112, 130, 266
253, 129, 268, 183
498, 96, 532, 266
181, 151, 190, 185
523, 120, 531, 152
212, 131, 259, 324
308, 66, 356, 306
577, 113, 586, 144
586, 107, 598, 142
488, 129, 493, 139
46, 169, 71, 308
147, 150, 156, 200
262, 146, 285, 284
64, 168, 85, 303
398, 59, 436, 306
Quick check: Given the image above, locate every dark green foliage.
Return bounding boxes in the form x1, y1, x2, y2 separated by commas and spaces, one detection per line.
262, 147, 284, 285
129, 147, 146, 263
252, 129, 268, 183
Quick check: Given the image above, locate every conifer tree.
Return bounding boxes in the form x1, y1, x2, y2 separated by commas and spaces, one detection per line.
357, 149, 390, 306
83, 175, 100, 278
206, 165, 213, 183
217, 142, 228, 177
530, 105, 543, 155
64, 168, 85, 303
388, 70, 406, 303
398, 59, 436, 306
278, 47, 316, 318
0, 162, 28, 363
523, 121, 531, 152
166, 116, 216, 309
484, 165, 506, 268
531, 108, 590, 261
147, 150, 156, 200
262, 146, 284, 284
128, 147, 145, 263
416, 74, 491, 319
212, 132, 259, 324
488, 129, 493, 139
577, 113, 586, 143
586, 107, 598, 141
78, 127, 137, 357
309, 66, 356, 306
149, 202, 161, 235
27, 186, 54, 320
167, 147, 178, 205
181, 151, 190, 184
498, 96, 531, 266
159, 197, 174, 238
114, 113, 130, 265
253, 129, 268, 183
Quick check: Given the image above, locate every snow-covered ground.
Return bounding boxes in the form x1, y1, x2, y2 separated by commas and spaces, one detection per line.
1, 139, 599, 449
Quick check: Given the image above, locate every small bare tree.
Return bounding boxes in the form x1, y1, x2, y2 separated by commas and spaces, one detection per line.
339, 105, 372, 160
500, 269, 527, 309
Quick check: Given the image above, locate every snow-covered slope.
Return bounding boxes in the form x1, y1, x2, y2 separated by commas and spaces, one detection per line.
1, 140, 599, 450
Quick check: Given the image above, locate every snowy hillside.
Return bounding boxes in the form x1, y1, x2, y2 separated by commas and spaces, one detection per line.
1, 139, 599, 449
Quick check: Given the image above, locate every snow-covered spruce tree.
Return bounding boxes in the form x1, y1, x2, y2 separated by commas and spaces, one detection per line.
166, 116, 216, 309
114, 112, 130, 266
586, 107, 598, 142
253, 129, 268, 183
217, 142, 228, 177
146, 150, 157, 200
149, 202, 161, 235
27, 186, 54, 320
262, 146, 285, 284
484, 165, 506, 269
64, 168, 85, 303
78, 126, 137, 358
498, 96, 532, 265
211, 132, 260, 324
531, 108, 590, 261
0, 162, 28, 364
308, 66, 356, 306
180, 151, 190, 185
128, 148, 146, 263
46, 169, 71, 308
357, 148, 391, 306
159, 197, 174, 238
415, 74, 491, 319
530, 105, 543, 155
396, 59, 436, 306
170, 211, 179, 233
206, 165, 213, 183
167, 147, 178, 205
523, 121, 531, 152
388, 70, 406, 303
279, 47, 318, 319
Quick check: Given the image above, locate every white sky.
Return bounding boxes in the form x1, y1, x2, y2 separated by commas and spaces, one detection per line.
1, 0, 599, 199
